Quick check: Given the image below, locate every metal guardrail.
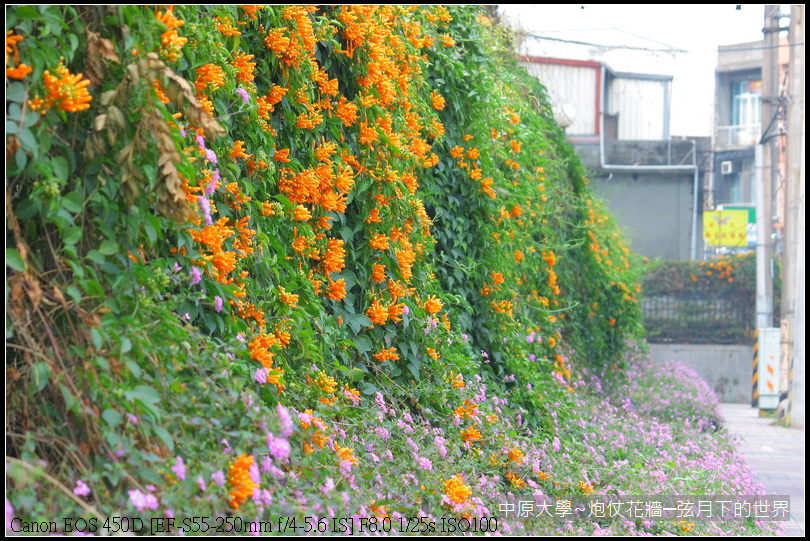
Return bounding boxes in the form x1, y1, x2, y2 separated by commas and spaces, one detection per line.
603, 140, 695, 167
716, 124, 761, 148
642, 294, 754, 344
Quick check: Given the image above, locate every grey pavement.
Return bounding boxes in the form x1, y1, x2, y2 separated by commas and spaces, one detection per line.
718, 403, 805, 536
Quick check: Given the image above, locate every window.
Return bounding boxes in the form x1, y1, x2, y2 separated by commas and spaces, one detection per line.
731, 80, 761, 128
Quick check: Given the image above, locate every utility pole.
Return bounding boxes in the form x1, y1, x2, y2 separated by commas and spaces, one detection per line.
756, 5, 778, 334
783, 5, 805, 428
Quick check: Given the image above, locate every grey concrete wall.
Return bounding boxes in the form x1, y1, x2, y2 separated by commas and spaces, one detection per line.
591, 172, 695, 261
649, 343, 751, 404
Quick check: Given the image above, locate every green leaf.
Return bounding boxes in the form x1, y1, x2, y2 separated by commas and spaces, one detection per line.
99, 240, 119, 255
125, 384, 160, 406
353, 335, 372, 354
91, 328, 104, 350
361, 382, 377, 395
18, 127, 37, 155
102, 409, 123, 427
62, 227, 82, 245
62, 192, 84, 213
51, 156, 69, 182
348, 367, 366, 382
153, 427, 175, 452
6, 249, 27, 273
31, 362, 51, 392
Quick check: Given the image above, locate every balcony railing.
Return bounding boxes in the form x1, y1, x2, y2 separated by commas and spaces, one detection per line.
717, 124, 761, 148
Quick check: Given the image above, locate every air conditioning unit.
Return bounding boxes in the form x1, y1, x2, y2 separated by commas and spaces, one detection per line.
721, 161, 734, 175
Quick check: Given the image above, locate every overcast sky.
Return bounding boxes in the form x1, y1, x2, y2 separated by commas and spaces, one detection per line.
498, 4, 772, 136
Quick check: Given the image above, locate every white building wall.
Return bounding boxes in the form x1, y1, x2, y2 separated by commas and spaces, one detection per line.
609, 78, 668, 140
519, 61, 597, 135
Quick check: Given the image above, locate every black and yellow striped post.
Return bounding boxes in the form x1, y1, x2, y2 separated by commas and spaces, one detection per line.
751, 328, 759, 408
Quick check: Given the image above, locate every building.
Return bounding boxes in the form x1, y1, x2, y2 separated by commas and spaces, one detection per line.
519, 55, 708, 261
707, 37, 790, 257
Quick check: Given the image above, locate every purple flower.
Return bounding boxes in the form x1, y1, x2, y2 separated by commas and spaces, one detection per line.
402, 305, 410, 316
198, 196, 213, 226
196, 475, 206, 492
237, 88, 250, 103
190, 267, 202, 286
172, 262, 182, 272
73, 480, 91, 497
211, 470, 226, 487
205, 149, 218, 165
254, 368, 268, 384
236, 333, 246, 343
267, 435, 291, 461
214, 296, 223, 313
196, 134, 206, 151
126, 413, 139, 425
322, 477, 335, 495
171, 456, 186, 481
277, 404, 293, 437
128, 489, 159, 512
205, 169, 220, 197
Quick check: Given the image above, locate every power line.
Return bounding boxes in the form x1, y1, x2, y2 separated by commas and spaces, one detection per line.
524, 32, 687, 54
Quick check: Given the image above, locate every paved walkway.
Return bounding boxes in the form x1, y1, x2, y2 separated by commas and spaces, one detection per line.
718, 403, 805, 536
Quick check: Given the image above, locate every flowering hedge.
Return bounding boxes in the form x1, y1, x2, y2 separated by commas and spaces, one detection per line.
6, 5, 772, 535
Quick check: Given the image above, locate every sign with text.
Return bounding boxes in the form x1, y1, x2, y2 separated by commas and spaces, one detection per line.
703, 209, 750, 247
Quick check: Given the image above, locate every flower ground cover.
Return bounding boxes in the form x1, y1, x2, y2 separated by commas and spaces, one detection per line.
5, 5, 777, 536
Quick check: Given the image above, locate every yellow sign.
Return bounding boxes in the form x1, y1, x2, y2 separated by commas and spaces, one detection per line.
703, 209, 748, 247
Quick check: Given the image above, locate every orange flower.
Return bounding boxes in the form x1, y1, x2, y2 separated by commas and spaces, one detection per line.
230, 140, 252, 160
273, 148, 291, 162
508, 446, 524, 463
227, 454, 259, 510
278, 286, 299, 307
439, 34, 456, 47
6, 31, 24, 66
6, 63, 31, 79
444, 474, 472, 505
431, 90, 445, 110
366, 298, 388, 326
424, 295, 443, 314
292, 204, 312, 222
231, 52, 256, 85
371, 264, 387, 283
215, 16, 241, 37
460, 427, 482, 444
368, 234, 389, 251
374, 347, 399, 362
335, 97, 359, 126
322, 238, 346, 274
195, 63, 226, 93
28, 61, 93, 114
326, 279, 346, 301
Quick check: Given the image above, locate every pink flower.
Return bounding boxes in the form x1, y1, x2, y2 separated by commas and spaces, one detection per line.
277, 404, 293, 437
211, 471, 226, 487
171, 456, 186, 481
73, 480, 91, 497
214, 296, 223, 313
128, 489, 159, 512
237, 88, 250, 103
190, 267, 202, 286
196, 475, 206, 491
267, 435, 291, 461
